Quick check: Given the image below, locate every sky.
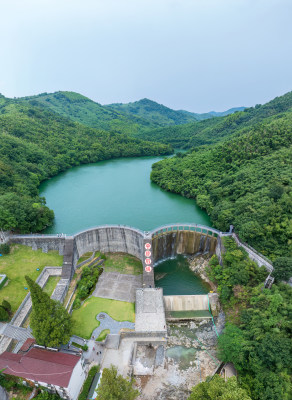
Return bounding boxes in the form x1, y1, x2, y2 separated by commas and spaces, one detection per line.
0, 0, 291, 112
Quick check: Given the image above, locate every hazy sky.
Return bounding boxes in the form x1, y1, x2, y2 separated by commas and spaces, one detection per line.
1, 0, 291, 112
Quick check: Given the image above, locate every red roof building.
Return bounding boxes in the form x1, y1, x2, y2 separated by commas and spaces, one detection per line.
0, 347, 86, 400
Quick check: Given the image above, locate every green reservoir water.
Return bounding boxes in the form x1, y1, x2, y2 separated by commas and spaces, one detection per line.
154, 255, 209, 295
40, 156, 211, 234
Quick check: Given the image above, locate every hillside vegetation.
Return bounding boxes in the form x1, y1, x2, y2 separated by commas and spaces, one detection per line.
17, 92, 244, 136
0, 96, 171, 232
143, 91, 292, 148
151, 94, 292, 259
106, 98, 199, 126
18, 91, 159, 135
107, 98, 244, 125
204, 238, 292, 400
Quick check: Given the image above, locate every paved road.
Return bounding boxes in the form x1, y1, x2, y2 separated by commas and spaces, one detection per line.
92, 312, 135, 339
68, 312, 135, 364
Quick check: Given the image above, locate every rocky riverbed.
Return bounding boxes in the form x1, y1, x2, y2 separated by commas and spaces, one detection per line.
187, 254, 217, 292
136, 313, 225, 400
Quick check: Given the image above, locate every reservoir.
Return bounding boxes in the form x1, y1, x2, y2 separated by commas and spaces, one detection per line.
40, 156, 211, 234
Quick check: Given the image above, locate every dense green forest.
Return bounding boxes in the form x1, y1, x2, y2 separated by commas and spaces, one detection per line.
151, 97, 292, 260
0, 95, 171, 232
205, 239, 292, 400
143, 91, 292, 148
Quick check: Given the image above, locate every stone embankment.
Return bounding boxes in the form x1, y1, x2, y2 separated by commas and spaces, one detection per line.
188, 255, 217, 292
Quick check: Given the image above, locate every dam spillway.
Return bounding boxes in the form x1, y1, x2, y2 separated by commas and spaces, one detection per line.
152, 230, 217, 263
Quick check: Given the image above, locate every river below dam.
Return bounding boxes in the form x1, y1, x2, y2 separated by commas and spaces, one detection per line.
40, 155, 212, 295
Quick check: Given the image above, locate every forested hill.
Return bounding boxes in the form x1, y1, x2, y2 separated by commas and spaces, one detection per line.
0, 96, 172, 233
151, 110, 292, 260
107, 99, 244, 125
106, 98, 199, 125
17, 91, 160, 135
17, 92, 245, 136
142, 91, 292, 148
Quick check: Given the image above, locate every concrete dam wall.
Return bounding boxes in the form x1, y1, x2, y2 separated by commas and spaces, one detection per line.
74, 226, 144, 263
152, 231, 218, 263
164, 295, 209, 311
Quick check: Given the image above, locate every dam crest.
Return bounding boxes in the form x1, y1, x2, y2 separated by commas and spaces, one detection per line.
7, 223, 273, 286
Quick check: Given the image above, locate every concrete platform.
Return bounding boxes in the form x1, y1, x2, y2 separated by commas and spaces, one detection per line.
92, 271, 142, 303
135, 288, 167, 333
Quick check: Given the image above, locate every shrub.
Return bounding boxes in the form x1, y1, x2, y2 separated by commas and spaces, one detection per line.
72, 297, 81, 310
71, 342, 88, 351
78, 366, 99, 400
75, 266, 103, 303
0, 243, 10, 254
0, 306, 9, 321
35, 390, 62, 399
2, 300, 11, 313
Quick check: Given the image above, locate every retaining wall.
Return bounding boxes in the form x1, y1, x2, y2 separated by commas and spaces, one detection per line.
9, 235, 65, 255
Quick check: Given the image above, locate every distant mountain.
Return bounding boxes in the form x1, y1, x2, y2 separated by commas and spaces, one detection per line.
207, 107, 246, 117
139, 92, 292, 148
17, 92, 245, 136
105, 98, 199, 126
177, 106, 246, 120
18, 91, 160, 135
107, 99, 245, 124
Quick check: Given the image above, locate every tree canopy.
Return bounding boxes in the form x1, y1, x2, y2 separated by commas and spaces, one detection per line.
204, 239, 292, 400
188, 375, 251, 400
25, 276, 71, 347
96, 365, 139, 400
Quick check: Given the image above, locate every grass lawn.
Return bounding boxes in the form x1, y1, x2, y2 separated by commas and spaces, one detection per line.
0, 245, 63, 313
96, 329, 110, 341
103, 253, 142, 275
71, 297, 135, 339
77, 251, 99, 265
43, 276, 61, 297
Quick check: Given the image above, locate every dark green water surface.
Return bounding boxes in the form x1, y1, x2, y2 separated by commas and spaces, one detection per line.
154, 255, 209, 295
40, 156, 211, 234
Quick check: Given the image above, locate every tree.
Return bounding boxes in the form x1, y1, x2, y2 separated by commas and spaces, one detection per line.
217, 324, 249, 372
188, 375, 251, 400
35, 391, 61, 400
0, 244, 10, 255
25, 276, 71, 347
96, 365, 139, 400
272, 257, 292, 282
